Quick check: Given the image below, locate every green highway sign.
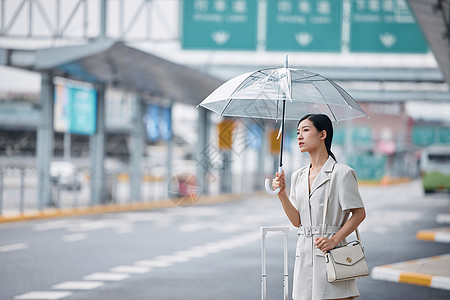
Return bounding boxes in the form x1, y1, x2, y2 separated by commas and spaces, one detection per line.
266, 0, 342, 52
181, 0, 257, 50
349, 0, 428, 53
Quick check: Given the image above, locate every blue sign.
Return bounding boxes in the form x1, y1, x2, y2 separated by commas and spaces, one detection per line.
54, 82, 97, 135
145, 104, 172, 142
146, 105, 160, 142
69, 87, 97, 135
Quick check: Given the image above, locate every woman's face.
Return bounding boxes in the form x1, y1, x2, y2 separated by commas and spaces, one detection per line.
297, 119, 325, 153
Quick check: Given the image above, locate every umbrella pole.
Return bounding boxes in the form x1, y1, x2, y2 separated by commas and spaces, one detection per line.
279, 99, 286, 168
263, 99, 287, 196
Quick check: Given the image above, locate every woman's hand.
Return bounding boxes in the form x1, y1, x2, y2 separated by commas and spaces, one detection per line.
314, 236, 338, 252
272, 170, 286, 193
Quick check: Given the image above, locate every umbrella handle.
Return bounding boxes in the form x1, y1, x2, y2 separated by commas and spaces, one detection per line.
264, 167, 282, 195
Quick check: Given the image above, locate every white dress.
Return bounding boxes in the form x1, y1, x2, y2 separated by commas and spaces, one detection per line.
289, 157, 365, 300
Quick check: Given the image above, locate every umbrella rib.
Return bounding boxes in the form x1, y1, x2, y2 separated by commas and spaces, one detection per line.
291, 73, 323, 83
218, 72, 260, 116
310, 80, 338, 122
327, 79, 368, 118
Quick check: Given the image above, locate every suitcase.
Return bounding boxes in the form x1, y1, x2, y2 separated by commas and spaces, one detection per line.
260, 226, 290, 300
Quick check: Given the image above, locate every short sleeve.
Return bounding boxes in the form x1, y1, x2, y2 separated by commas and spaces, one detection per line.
338, 168, 364, 212
289, 171, 299, 210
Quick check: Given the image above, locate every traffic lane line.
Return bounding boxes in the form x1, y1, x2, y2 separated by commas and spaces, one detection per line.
52, 281, 104, 290
0, 242, 28, 252
372, 254, 450, 290
62, 233, 87, 242
416, 227, 450, 243
14, 291, 73, 299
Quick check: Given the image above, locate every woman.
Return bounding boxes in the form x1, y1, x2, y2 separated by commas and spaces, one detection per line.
272, 114, 366, 300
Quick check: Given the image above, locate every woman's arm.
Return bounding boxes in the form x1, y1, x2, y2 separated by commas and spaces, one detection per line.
273, 170, 301, 228
314, 207, 366, 252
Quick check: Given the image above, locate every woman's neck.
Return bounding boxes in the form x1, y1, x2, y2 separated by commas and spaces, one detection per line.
309, 148, 329, 170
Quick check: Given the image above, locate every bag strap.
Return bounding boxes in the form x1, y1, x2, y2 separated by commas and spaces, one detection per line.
321, 179, 361, 242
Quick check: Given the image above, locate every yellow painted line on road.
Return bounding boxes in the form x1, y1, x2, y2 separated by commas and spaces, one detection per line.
0, 194, 244, 223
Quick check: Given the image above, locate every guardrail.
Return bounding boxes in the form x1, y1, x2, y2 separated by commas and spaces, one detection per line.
0, 166, 266, 217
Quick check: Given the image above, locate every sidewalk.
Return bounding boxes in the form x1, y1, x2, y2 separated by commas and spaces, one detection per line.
372, 254, 450, 290
372, 213, 450, 291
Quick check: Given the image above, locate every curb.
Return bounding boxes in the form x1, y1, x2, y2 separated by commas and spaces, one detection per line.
358, 177, 411, 186
416, 227, 450, 243
0, 193, 244, 224
372, 254, 450, 290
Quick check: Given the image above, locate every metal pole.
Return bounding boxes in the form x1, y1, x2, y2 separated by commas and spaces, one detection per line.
37, 72, 54, 210
20, 167, 25, 214
196, 108, 209, 195
64, 133, 71, 161
28, 0, 32, 37
166, 100, 173, 187
0, 168, 3, 215
73, 182, 78, 208
1, 0, 5, 35
100, 0, 107, 39
90, 85, 106, 205
283, 230, 289, 300
130, 96, 144, 202
261, 230, 267, 300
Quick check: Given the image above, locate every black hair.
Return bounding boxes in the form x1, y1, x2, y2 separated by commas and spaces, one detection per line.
298, 114, 336, 161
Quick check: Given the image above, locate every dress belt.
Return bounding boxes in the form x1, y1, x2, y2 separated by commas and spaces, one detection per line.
298, 225, 340, 237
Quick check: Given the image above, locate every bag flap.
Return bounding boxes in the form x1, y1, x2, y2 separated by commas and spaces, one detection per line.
329, 244, 365, 266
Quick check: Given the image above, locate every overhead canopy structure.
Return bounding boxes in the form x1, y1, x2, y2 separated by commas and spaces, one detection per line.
0, 39, 223, 208
0, 39, 223, 105
408, 0, 450, 87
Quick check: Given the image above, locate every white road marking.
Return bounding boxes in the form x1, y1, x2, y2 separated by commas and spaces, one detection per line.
173, 249, 207, 259
134, 260, 173, 268
110, 265, 151, 274
115, 226, 134, 234
83, 272, 129, 281
52, 281, 104, 290
14, 291, 73, 299
62, 233, 87, 242
154, 254, 192, 263
33, 220, 73, 231
0, 243, 28, 252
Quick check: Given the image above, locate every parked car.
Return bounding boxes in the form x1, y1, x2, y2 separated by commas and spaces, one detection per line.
420, 145, 450, 193
50, 161, 82, 191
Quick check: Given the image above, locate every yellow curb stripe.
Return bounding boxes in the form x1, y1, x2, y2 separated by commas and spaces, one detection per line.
0, 194, 243, 223
399, 272, 433, 287
416, 231, 436, 241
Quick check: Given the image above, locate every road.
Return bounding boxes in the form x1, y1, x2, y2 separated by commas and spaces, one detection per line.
1, 180, 449, 300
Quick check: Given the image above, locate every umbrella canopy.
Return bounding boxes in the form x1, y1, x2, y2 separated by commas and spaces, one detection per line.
197, 61, 368, 195
198, 68, 367, 122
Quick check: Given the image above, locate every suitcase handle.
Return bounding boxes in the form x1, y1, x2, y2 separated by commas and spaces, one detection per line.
261, 226, 290, 300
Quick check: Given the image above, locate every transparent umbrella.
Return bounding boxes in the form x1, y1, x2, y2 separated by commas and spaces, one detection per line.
197, 57, 368, 195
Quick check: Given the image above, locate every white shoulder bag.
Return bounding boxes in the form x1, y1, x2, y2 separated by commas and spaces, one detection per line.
322, 181, 369, 283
